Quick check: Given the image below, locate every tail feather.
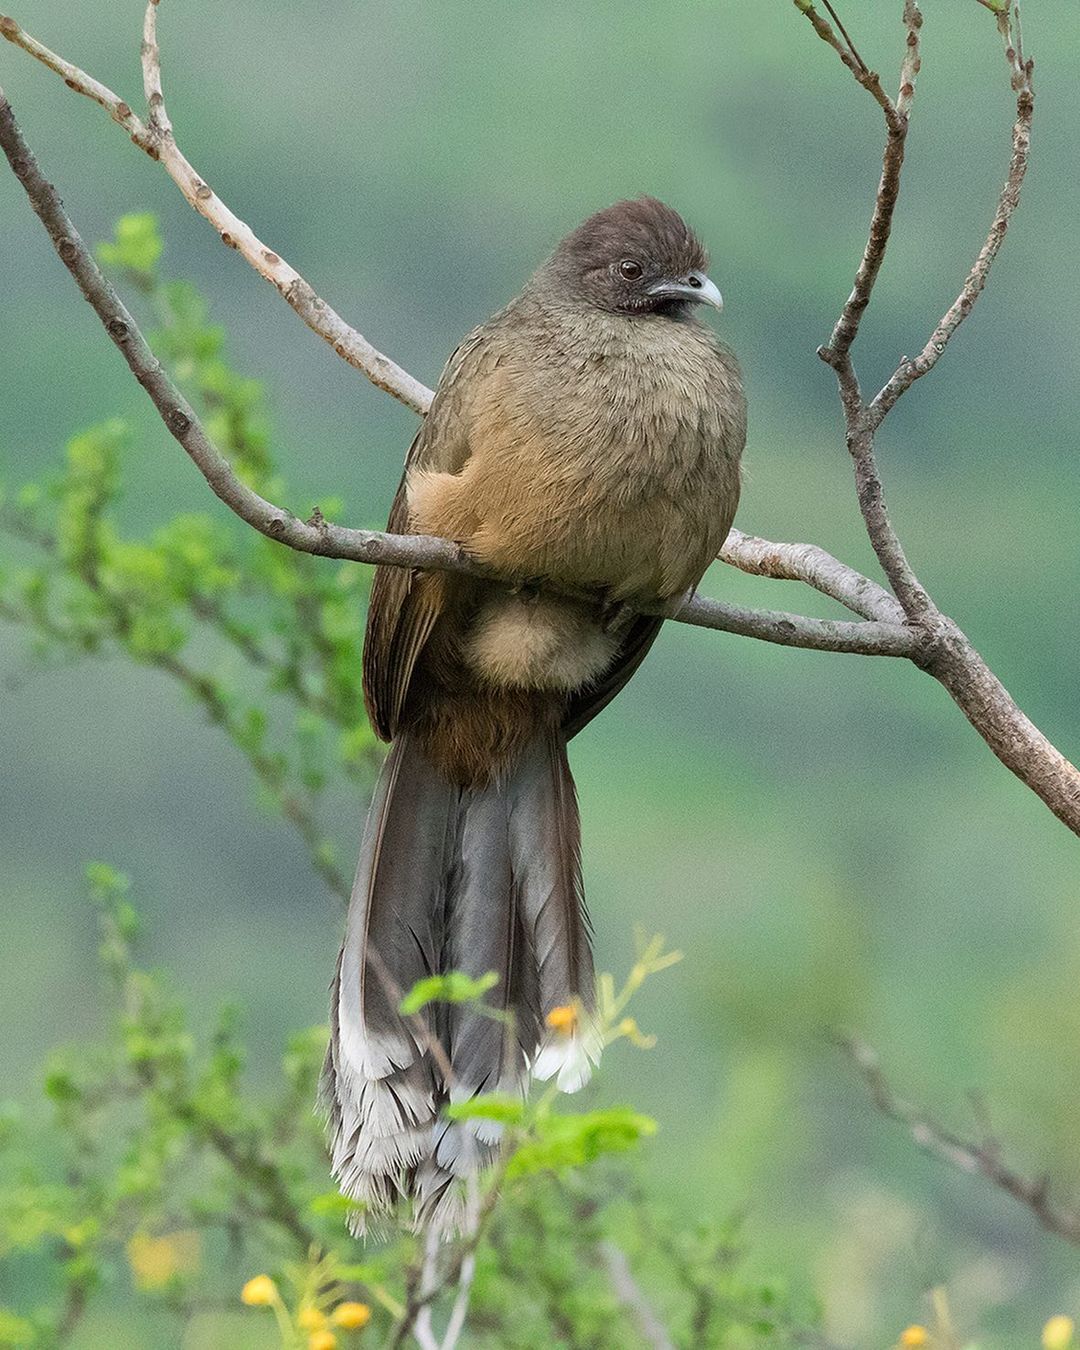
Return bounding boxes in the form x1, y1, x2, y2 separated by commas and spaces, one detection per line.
321, 728, 594, 1234
508, 735, 594, 1011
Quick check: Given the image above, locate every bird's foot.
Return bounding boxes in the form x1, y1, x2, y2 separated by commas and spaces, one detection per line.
508, 576, 549, 604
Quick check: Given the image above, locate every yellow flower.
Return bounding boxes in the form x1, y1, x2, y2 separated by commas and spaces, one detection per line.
309, 1332, 337, 1350
546, 1004, 578, 1035
332, 1302, 372, 1330
126, 1229, 200, 1290
899, 1328, 929, 1348
1044, 1316, 1076, 1350
241, 1274, 278, 1307
298, 1304, 327, 1331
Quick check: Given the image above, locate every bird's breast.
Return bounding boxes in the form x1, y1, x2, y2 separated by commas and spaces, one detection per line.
468, 316, 745, 598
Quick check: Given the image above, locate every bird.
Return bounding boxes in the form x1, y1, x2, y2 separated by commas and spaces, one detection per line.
320, 196, 747, 1231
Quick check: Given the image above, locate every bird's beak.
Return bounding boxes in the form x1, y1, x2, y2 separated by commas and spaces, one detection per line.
648, 270, 724, 312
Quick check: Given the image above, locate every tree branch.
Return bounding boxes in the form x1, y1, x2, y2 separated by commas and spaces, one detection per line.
791, 0, 1080, 832
0, 87, 916, 661
838, 1034, 1080, 1246
719, 528, 905, 624
817, 4, 915, 365
5, 1, 1080, 834
595, 1241, 676, 1350
871, 8, 1033, 421
0, 9, 432, 413
792, 1, 898, 123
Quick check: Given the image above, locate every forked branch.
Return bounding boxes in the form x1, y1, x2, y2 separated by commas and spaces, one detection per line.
840, 1035, 1080, 1246
0, 10, 431, 413
0, 88, 912, 661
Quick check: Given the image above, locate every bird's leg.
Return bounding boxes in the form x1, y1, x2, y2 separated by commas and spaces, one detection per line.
656, 585, 696, 619
597, 584, 696, 631
507, 576, 550, 605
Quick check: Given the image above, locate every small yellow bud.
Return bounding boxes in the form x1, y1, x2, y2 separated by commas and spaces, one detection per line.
333, 1302, 372, 1329
899, 1327, 928, 1348
1044, 1316, 1076, 1350
241, 1274, 277, 1307
309, 1332, 337, 1350
298, 1304, 327, 1331
546, 1004, 578, 1035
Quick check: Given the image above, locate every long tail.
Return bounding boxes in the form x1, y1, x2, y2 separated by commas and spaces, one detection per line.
320, 729, 595, 1233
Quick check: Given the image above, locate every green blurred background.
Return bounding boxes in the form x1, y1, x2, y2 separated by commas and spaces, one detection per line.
2, 1, 1079, 1344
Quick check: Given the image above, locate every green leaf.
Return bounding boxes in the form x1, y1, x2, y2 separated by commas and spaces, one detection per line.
507, 1107, 657, 1179
444, 1094, 526, 1126
308, 1190, 365, 1217
399, 970, 499, 1015
96, 213, 163, 275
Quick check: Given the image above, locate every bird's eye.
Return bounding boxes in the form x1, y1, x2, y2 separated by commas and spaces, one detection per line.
618, 258, 643, 280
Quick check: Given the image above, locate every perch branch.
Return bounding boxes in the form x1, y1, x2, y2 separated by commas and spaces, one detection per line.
839, 1035, 1080, 1246
719, 529, 905, 624
0, 88, 917, 660
5, 0, 1080, 832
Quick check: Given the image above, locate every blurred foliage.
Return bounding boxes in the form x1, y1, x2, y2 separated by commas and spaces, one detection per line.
0, 214, 380, 901
0, 862, 818, 1348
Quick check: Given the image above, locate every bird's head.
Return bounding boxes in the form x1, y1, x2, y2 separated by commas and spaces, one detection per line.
541, 197, 723, 318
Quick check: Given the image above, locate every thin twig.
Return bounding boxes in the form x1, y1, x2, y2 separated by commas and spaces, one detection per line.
791, 1, 898, 124
412, 1226, 441, 1350
596, 1241, 676, 1350
140, 0, 171, 138
896, 0, 923, 122
438, 1176, 481, 1350
819, 3, 918, 365
838, 1034, 1080, 1246
871, 7, 1033, 421
390, 1157, 509, 1349
818, 0, 868, 73
0, 10, 431, 412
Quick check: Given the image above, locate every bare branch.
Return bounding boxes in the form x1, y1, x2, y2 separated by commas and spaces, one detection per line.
0, 10, 432, 413
818, 3, 919, 367
790, 2, 1080, 830
596, 1242, 676, 1350
839, 1034, 1080, 1246
0, 88, 917, 662
871, 7, 1033, 421
791, 1, 898, 123
845, 421, 932, 619
0, 14, 153, 146
719, 529, 905, 624
920, 615, 1080, 834
5, 5, 1079, 833
895, 1, 923, 123
437, 1177, 481, 1350
140, 0, 171, 140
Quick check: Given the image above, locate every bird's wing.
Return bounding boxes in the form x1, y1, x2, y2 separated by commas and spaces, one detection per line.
362, 328, 490, 741
560, 614, 665, 740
